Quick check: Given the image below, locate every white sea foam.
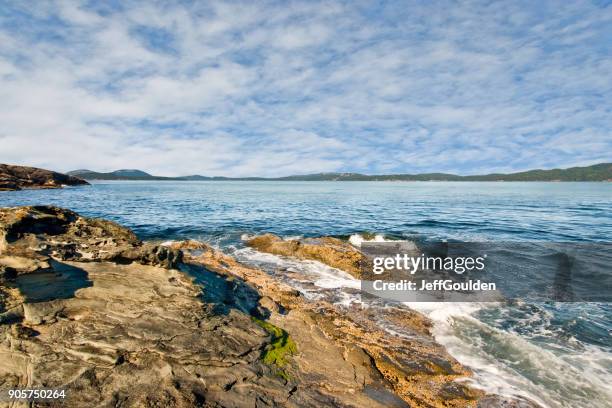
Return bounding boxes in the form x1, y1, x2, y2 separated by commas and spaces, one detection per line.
234, 247, 360, 291
348, 233, 389, 246
408, 302, 552, 406
404, 301, 612, 408
282, 235, 304, 241
348, 233, 420, 252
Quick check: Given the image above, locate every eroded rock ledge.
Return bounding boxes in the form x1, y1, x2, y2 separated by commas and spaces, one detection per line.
0, 164, 89, 191
0, 206, 538, 407
246, 234, 368, 278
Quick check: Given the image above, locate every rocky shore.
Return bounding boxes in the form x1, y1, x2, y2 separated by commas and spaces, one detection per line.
0, 206, 538, 407
246, 234, 368, 278
0, 164, 89, 191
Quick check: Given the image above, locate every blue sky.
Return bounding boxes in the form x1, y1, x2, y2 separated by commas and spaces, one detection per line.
0, 0, 610, 177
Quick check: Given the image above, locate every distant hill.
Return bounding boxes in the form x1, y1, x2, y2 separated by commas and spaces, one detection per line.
461, 163, 612, 181
67, 169, 168, 180
277, 172, 464, 181
111, 169, 153, 178
67, 169, 93, 176
69, 163, 611, 182
283, 163, 612, 181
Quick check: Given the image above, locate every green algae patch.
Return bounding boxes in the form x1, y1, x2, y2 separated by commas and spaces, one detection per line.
252, 317, 297, 369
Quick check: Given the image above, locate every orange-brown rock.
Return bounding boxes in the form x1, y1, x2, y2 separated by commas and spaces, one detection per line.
246, 234, 368, 278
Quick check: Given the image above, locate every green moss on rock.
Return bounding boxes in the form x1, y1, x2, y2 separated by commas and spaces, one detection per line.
252, 317, 297, 368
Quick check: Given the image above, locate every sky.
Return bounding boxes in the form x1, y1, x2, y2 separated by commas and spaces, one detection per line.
0, 0, 610, 177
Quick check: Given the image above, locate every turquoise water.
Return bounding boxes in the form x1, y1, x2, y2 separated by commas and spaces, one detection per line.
1, 181, 611, 407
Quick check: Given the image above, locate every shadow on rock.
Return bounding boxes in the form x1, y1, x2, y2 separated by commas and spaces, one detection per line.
3, 206, 78, 242
181, 262, 265, 318
15, 259, 92, 303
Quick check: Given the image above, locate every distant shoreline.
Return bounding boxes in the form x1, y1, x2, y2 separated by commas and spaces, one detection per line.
86, 179, 611, 183
69, 162, 611, 182
2, 163, 610, 190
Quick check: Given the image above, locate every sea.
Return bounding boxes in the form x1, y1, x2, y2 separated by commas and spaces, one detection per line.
1, 180, 610, 408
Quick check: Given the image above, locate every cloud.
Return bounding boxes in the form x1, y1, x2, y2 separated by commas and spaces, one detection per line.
0, 0, 610, 176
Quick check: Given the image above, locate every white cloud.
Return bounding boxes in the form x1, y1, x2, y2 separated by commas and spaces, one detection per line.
0, 0, 610, 176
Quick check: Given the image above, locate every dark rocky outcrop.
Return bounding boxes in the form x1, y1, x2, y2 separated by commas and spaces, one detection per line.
0, 164, 89, 191
0, 206, 180, 269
